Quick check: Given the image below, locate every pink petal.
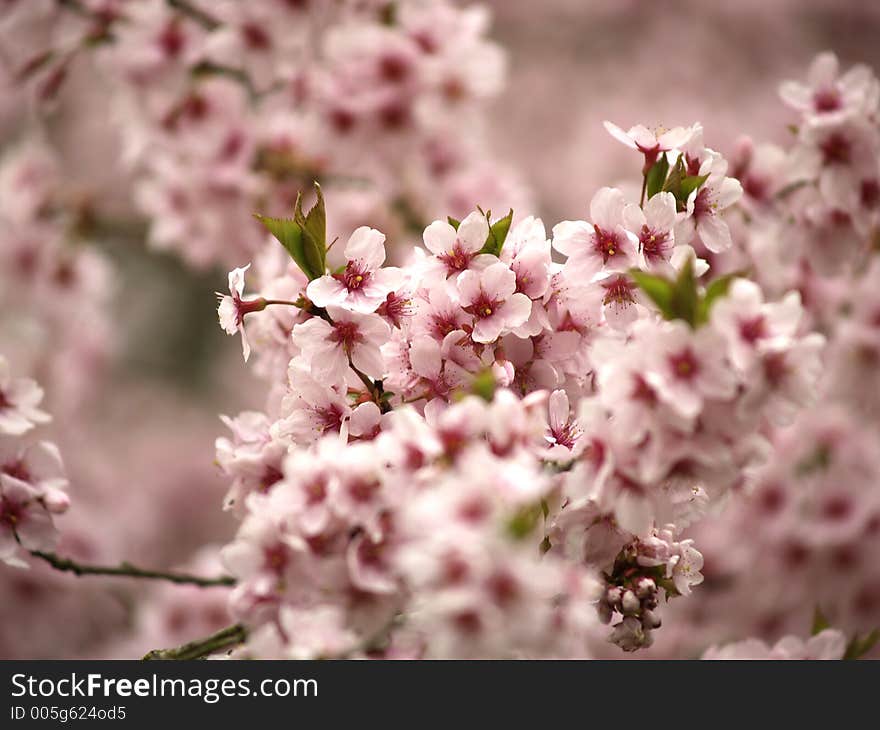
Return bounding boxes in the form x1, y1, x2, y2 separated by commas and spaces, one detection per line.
603, 120, 638, 150
306, 276, 348, 308
344, 226, 386, 270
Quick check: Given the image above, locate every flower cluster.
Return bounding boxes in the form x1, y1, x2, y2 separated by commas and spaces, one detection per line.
3, 0, 527, 268
0, 139, 115, 413
0, 356, 69, 567
635, 53, 880, 660
702, 629, 847, 660
214, 117, 825, 656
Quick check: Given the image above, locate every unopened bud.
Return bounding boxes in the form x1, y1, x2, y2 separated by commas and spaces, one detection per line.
641, 609, 662, 629
43, 488, 70, 514
621, 589, 640, 615
635, 576, 656, 598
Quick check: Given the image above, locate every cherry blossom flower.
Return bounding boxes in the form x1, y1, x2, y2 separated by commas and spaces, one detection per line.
421, 211, 493, 279
457, 262, 532, 343
624, 192, 677, 271
553, 187, 639, 278
0, 440, 69, 514
703, 629, 847, 660
292, 307, 390, 383
788, 119, 880, 212
217, 264, 266, 362
543, 389, 582, 461
0, 357, 50, 436
307, 227, 403, 313
500, 216, 553, 300
645, 321, 737, 421
677, 174, 743, 253
710, 280, 804, 371
216, 411, 287, 512
603, 121, 694, 168
779, 52, 879, 123
0, 475, 58, 567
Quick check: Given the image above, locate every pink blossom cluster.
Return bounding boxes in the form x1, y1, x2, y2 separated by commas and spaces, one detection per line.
0, 356, 69, 567
702, 628, 846, 660
2, 0, 529, 268
626, 53, 880, 660
0, 138, 115, 413
214, 118, 825, 655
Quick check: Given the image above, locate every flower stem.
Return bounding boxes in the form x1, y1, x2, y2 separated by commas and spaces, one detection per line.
29, 550, 236, 588
348, 356, 388, 412
166, 0, 221, 30
143, 623, 247, 660
639, 173, 648, 207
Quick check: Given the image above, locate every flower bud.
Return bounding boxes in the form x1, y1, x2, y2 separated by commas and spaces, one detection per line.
43, 488, 70, 514
621, 589, 640, 615
641, 609, 662, 629
635, 576, 656, 598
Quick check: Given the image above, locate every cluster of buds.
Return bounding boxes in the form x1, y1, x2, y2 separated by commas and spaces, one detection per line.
598, 533, 690, 651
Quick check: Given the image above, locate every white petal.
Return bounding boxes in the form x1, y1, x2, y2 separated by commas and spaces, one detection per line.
344, 226, 386, 270
603, 120, 638, 150
306, 276, 347, 308
457, 211, 490, 253
422, 220, 456, 255
590, 187, 626, 229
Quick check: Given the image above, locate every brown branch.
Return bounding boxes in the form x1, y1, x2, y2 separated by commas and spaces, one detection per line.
29, 550, 236, 588
166, 0, 221, 30
143, 623, 247, 660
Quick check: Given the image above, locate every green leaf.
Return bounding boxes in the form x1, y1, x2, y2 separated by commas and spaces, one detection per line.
669, 255, 698, 327
479, 209, 514, 257
679, 173, 709, 202
379, 1, 397, 26
630, 269, 675, 320
696, 272, 739, 325
632, 256, 699, 327
844, 629, 880, 660
471, 369, 497, 402
662, 157, 686, 197
645, 154, 670, 200
294, 182, 327, 278
254, 215, 315, 280
256, 182, 328, 281
661, 159, 708, 211
506, 503, 543, 540
812, 606, 831, 636
447, 216, 461, 230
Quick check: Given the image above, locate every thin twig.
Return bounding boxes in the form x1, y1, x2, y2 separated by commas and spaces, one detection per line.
143, 623, 247, 660
166, 0, 221, 30
30, 550, 236, 588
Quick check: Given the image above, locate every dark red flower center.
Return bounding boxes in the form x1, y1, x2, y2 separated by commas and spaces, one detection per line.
813, 87, 842, 113
639, 226, 671, 262
820, 132, 851, 165
593, 226, 625, 263
739, 315, 767, 343
439, 242, 474, 274
329, 320, 363, 350
669, 349, 699, 380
